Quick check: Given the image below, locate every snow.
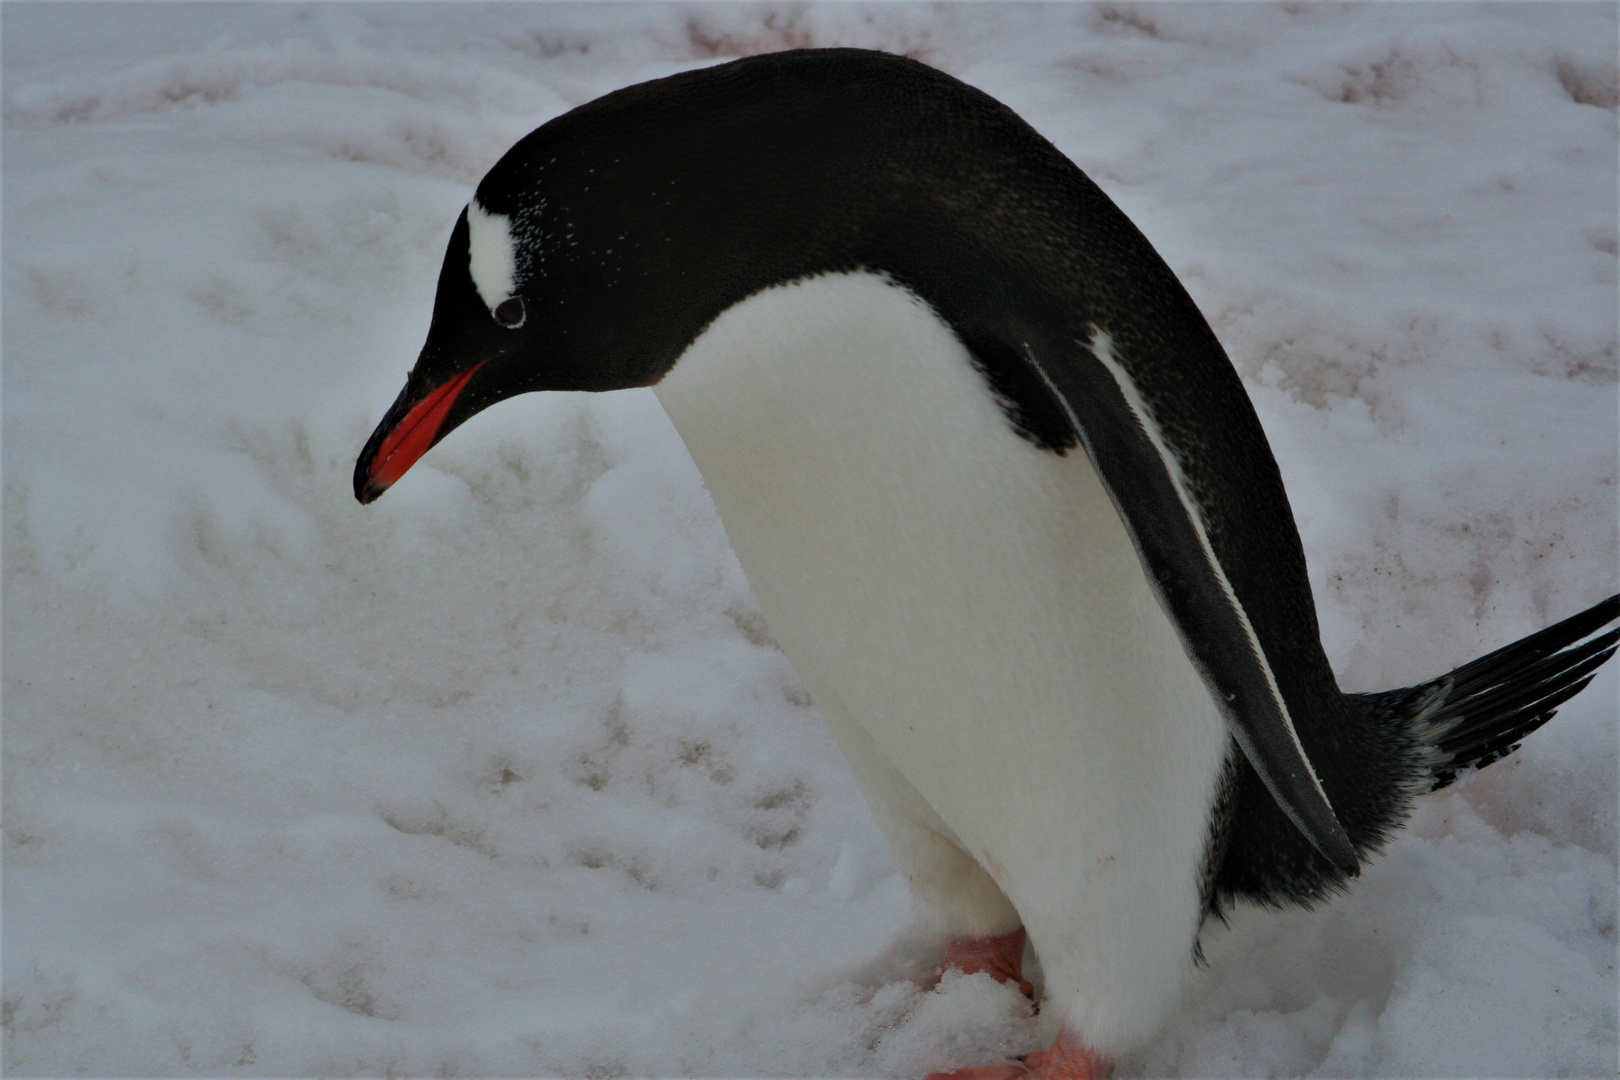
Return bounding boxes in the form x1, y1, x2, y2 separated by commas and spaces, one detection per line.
3, 3, 1615, 1077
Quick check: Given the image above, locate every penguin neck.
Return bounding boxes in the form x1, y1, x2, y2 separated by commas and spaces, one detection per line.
652, 271, 986, 596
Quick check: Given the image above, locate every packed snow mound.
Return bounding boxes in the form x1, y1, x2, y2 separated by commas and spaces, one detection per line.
4, 4, 1614, 1077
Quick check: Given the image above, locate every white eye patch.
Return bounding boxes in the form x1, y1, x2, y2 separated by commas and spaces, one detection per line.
466, 199, 517, 313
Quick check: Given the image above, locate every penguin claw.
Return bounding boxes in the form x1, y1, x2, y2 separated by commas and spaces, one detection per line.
1021, 1031, 1115, 1080
942, 927, 1036, 999
922, 1065, 1026, 1080
923, 1029, 1114, 1080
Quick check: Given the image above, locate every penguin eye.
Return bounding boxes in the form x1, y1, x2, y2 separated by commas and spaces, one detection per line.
493, 296, 525, 328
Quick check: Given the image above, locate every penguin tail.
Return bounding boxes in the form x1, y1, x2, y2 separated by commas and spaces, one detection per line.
1349, 594, 1620, 793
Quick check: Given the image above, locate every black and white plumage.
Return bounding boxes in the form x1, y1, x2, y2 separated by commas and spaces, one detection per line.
354, 48, 1619, 1063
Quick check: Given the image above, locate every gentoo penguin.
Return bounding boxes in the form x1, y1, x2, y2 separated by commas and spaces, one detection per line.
354, 49, 1619, 1078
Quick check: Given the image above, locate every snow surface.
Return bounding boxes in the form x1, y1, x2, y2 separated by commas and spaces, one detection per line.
3, 3, 1616, 1077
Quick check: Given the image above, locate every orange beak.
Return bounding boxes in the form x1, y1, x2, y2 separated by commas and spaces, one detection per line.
355, 360, 487, 504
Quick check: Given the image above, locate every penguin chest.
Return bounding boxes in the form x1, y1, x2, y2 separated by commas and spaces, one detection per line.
653, 273, 1228, 940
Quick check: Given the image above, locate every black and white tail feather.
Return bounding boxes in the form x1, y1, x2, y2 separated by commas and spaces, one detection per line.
1208, 593, 1619, 917
1357, 594, 1620, 793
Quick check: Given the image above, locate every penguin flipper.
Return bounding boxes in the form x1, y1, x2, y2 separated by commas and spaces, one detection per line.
975, 324, 1360, 874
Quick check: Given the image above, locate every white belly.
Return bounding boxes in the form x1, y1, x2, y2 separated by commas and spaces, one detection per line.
653, 271, 1228, 1052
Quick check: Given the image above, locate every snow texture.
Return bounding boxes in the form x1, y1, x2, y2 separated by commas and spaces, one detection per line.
3, 3, 1615, 1077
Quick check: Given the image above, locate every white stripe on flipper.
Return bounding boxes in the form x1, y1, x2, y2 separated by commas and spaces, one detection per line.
1077, 327, 1335, 814
466, 199, 517, 312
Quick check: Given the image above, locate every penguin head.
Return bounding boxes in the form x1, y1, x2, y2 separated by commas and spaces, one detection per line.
354, 47, 1064, 504
352, 61, 827, 505
353, 132, 683, 505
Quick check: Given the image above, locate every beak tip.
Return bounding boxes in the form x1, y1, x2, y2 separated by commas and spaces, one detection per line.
353, 457, 387, 505
356, 475, 388, 505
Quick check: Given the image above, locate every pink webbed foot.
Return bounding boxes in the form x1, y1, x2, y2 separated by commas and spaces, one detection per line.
921, 1067, 1025, 1080
941, 927, 1035, 998
1021, 1028, 1114, 1080
924, 1027, 1114, 1080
